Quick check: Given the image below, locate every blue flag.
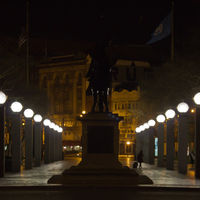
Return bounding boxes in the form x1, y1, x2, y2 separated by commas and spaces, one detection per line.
147, 12, 171, 45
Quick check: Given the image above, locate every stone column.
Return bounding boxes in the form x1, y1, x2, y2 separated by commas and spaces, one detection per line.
44, 127, 50, 164
25, 119, 33, 169
166, 119, 175, 170
34, 122, 42, 167
11, 114, 21, 172
195, 107, 200, 178
143, 130, 149, 163
178, 113, 189, 174
157, 123, 164, 167
0, 105, 5, 177
149, 127, 155, 165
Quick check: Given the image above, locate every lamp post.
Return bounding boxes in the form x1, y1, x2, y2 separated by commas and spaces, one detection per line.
193, 92, 200, 178
33, 114, 42, 167
53, 124, 59, 161
10, 101, 23, 172
142, 123, 150, 163
0, 91, 7, 177
43, 119, 51, 164
49, 122, 56, 162
135, 127, 141, 160
164, 109, 176, 170
58, 127, 63, 160
177, 102, 189, 174
24, 108, 34, 170
156, 114, 166, 167
148, 119, 156, 165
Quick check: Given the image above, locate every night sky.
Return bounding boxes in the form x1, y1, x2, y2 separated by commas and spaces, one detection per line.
0, 1, 199, 44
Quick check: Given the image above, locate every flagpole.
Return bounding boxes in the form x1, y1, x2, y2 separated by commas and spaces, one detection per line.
26, 0, 30, 85
171, 0, 175, 62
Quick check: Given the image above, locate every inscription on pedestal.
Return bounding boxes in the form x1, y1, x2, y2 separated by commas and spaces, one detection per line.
87, 126, 114, 153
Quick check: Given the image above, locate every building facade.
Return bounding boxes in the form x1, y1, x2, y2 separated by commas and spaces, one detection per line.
38, 55, 90, 149
38, 54, 149, 156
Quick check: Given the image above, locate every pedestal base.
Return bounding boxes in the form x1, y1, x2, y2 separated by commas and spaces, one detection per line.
48, 166, 153, 186
48, 112, 153, 186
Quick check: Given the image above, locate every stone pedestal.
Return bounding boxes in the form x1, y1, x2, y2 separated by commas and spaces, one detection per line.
48, 112, 153, 186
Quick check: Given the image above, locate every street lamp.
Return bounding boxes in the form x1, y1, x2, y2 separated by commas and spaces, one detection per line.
33, 114, 42, 123
176, 102, 189, 174
177, 102, 189, 113
58, 127, 63, 133
165, 110, 177, 170
139, 125, 145, 132
24, 108, 34, 169
156, 114, 165, 123
165, 109, 176, 119
24, 108, 34, 118
193, 92, 200, 105
148, 119, 156, 127
144, 123, 149, 130
10, 101, 23, 172
0, 91, 7, 105
33, 114, 43, 167
10, 101, 23, 113
156, 115, 165, 167
193, 93, 200, 178
135, 127, 141, 133
43, 119, 51, 126
0, 91, 7, 177
43, 119, 51, 164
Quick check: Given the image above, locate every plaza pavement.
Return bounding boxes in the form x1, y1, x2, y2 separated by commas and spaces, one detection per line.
0, 156, 200, 188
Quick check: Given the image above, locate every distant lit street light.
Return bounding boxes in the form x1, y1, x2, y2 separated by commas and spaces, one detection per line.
177, 102, 189, 174
10, 101, 23, 172
33, 114, 43, 167
193, 93, 200, 178
0, 91, 7, 177
24, 108, 34, 170
165, 108, 176, 170
156, 114, 165, 167
43, 119, 51, 164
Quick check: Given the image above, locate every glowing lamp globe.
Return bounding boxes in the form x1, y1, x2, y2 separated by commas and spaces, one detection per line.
193, 92, 200, 105
135, 127, 141, 133
10, 101, 23, 113
58, 127, 63, 133
165, 109, 176, 119
156, 114, 165, 123
43, 119, 50, 126
82, 110, 86, 114
34, 114, 42, 122
0, 91, 7, 105
177, 102, 189, 113
49, 122, 55, 129
140, 125, 145, 131
24, 108, 34, 118
148, 119, 156, 127
54, 125, 59, 132
144, 123, 149, 129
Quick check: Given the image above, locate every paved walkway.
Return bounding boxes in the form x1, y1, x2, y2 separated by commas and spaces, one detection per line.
0, 157, 200, 188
